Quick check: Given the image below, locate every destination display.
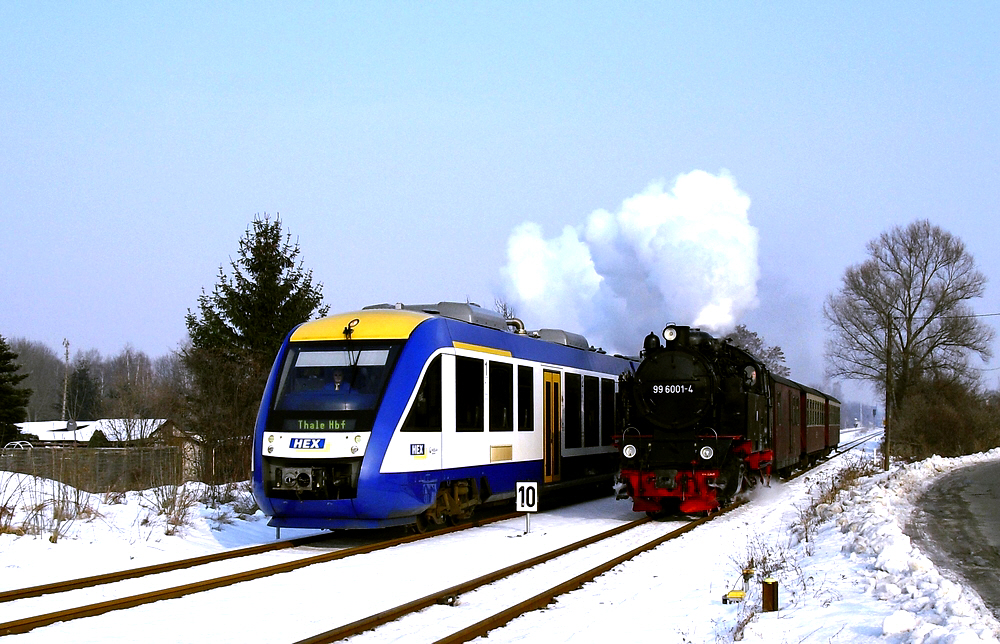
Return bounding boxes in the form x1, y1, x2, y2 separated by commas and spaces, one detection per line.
283, 418, 357, 432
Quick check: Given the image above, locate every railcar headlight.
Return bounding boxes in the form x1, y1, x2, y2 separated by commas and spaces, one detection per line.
623, 444, 637, 459
699, 446, 715, 460
663, 326, 678, 342
351, 445, 359, 454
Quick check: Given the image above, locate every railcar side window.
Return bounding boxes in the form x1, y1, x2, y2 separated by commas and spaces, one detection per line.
565, 373, 582, 448
583, 376, 599, 447
601, 378, 615, 445
456, 356, 484, 432
401, 356, 442, 432
489, 361, 514, 431
518, 366, 534, 431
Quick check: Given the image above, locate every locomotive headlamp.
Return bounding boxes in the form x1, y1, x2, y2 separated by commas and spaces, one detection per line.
663, 326, 678, 342
699, 445, 715, 460
623, 444, 638, 459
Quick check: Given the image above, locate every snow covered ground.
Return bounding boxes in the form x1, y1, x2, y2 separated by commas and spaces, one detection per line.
1, 431, 999, 643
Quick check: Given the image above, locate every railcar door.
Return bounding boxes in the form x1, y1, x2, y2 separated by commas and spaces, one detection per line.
543, 370, 562, 483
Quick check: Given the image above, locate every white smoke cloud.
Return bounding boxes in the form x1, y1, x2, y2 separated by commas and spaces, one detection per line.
500, 170, 759, 355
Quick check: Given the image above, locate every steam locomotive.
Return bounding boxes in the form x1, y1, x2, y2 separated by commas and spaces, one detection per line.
616, 324, 840, 515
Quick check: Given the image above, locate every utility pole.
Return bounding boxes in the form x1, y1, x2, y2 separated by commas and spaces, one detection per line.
884, 318, 892, 471
62, 338, 70, 422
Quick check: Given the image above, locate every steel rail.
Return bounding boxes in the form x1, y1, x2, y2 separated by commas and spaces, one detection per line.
0, 512, 519, 637
292, 517, 653, 644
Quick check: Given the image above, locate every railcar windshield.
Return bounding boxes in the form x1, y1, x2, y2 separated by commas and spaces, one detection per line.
273, 342, 402, 412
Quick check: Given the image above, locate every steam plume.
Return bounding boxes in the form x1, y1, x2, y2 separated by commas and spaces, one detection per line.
500, 170, 759, 355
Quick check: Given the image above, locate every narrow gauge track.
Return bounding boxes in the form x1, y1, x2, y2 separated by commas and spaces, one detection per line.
833, 429, 884, 457
293, 502, 745, 644
778, 428, 884, 486
0, 512, 520, 637
298, 437, 876, 644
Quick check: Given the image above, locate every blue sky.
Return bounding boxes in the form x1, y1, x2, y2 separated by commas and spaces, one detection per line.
2, 2, 998, 402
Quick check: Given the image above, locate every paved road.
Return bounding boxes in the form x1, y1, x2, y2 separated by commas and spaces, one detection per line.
907, 459, 1000, 618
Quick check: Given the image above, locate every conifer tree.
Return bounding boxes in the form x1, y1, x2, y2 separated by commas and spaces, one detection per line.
724, 325, 790, 377
183, 215, 328, 482
0, 333, 34, 445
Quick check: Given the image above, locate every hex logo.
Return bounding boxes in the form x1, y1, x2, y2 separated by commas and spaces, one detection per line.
290, 438, 326, 449
410, 444, 425, 456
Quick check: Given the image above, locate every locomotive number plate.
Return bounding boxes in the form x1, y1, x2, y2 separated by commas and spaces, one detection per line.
651, 385, 694, 394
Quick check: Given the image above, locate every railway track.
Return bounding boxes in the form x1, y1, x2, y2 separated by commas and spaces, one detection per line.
0, 443, 860, 642
833, 428, 884, 457
0, 531, 338, 604
293, 501, 745, 644
0, 512, 520, 637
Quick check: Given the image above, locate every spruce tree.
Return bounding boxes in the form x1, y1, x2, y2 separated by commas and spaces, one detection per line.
0, 333, 34, 445
183, 214, 329, 482
724, 325, 790, 377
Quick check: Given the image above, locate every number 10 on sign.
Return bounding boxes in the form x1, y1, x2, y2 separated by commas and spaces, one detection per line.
516, 482, 538, 534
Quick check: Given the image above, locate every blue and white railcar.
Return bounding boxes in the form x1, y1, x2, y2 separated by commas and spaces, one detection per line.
252, 302, 634, 530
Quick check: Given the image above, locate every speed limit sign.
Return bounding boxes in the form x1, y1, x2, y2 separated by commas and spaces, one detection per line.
516, 481, 538, 534
516, 481, 538, 512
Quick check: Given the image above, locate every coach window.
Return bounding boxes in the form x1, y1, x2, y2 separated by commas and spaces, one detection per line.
600, 378, 615, 445
401, 355, 442, 432
518, 365, 534, 431
565, 373, 582, 448
583, 375, 599, 447
489, 361, 514, 431
456, 356, 484, 432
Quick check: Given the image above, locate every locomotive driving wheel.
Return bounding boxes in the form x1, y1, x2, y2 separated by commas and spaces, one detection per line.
716, 456, 745, 509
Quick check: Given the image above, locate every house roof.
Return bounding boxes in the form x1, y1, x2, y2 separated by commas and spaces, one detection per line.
15, 419, 168, 443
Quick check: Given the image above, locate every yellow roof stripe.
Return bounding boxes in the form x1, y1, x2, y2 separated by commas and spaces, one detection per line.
290, 310, 432, 342
452, 341, 512, 357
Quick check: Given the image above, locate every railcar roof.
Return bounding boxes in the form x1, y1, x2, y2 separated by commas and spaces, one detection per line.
290, 309, 433, 342
771, 372, 840, 403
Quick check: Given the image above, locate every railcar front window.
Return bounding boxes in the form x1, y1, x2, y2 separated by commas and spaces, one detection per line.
274, 343, 401, 412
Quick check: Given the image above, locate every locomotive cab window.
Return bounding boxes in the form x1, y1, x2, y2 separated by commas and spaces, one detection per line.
402, 355, 442, 432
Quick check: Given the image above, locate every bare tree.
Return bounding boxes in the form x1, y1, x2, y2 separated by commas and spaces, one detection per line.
9, 338, 63, 421
103, 346, 158, 443
824, 219, 994, 412
493, 297, 518, 321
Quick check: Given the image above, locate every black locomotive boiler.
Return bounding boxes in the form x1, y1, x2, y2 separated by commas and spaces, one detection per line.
616, 325, 840, 515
